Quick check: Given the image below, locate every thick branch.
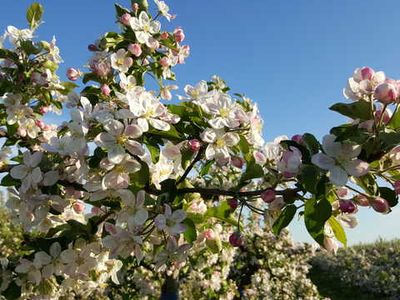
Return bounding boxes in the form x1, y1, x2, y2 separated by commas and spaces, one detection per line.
176, 187, 300, 198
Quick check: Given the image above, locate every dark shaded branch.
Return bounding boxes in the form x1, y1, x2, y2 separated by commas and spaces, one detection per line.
176, 146, 205, 185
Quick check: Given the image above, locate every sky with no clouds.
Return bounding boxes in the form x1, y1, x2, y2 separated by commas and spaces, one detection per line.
1, 0, 400, 245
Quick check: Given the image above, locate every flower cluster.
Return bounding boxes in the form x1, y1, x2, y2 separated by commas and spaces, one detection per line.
311, 239, 400, 298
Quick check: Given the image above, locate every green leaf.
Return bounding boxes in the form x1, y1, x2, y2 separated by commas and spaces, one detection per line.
302, 133, 320, 154
1, 174, 19, 186
240, 159, 264, 183
205, 201, 238, 227
378, 132, 400, 151
378, 187, 398, 207
388, 107, 400, 130
183, 218, 197, 243
328, 216, 347, 247
329, 101, 372, 121
200, 160, 213, 177
148, 125, 183, 140
20, 40, 41, 55
304, 198, 332, 245
330, 124, 370, 144
115, 4, 130, 17
354, 174, 378, 196
26, 3, 44, 29
129, 162, 150, 192
272, 204, 297, 235
299, 164, 320, 194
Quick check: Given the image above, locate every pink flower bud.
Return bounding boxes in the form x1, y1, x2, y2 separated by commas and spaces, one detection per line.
261, 189, 276, 203
228, 198, 238, 210
291, 134, 303, 144
188, 139, 201, 153
339, 200, 358, 214
375, 82, 398, 104
173, 28, 185, 43
371, 197, 390, 214
88, 44, 98, 51
66, 68, 80, 81
360, 66, 375, 80
354, 194, 370, 207
101, 84, 111, 96
253, 150, 266, 165
160, 32, 169, 40
120, 13, 131, 26
229, 232, 244, 247
91, 206, 102, 215
43, 125, 51, 131
231, 156, 245, 169
132, 3, 139, 12
203, 229, 215, 240
39, 106, 49, 114
336, 187, 349, 198
73, 201, 85, 213
159, 57, 170, 68
394, 181, 400, 195
35, 120, 45, 129
128, 43, 142, 57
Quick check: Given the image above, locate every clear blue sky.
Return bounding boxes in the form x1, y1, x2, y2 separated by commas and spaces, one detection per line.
2, 0, 400, 245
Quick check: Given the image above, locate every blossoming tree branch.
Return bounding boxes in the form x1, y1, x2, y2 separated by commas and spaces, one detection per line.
0, 1, 399, 298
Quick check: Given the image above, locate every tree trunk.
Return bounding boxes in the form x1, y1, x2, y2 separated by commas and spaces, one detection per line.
160, 274, 179, 300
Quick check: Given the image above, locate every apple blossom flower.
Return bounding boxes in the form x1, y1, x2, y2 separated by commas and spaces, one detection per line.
94, 119, 144, 164
66, 68, 81, 81
129, 11, 161, 47
277, 146, 302, 178
101, 155, 142, 189
89, 51, 112, 76
343, 67, 385, 101
154, 204, 186, 235
374, 81, 398, 104
173, 28, 185, 43
201, 91, 241, 129
123, 89, 174, 132
179, 80, 208, 101
110, 49, 133, 73
10, 151, 43, 193
6, 26, 33, 45
201, 128, 240, 160
160, 84, 178, 100
102, 226, 144, 260
311, 134, 369, 186
154, 0, 174, 21
154, 237, 191, 271
119, 73, 137, 91
117, 190, 148, 230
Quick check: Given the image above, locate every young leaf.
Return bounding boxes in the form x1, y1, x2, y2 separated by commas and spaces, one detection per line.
26, 3, 44, 29
328, 216, 347, 247
329, 101, 372, 121
183, 218, 197, 243
272, 204, 297, 235
304, 198, 332, 245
